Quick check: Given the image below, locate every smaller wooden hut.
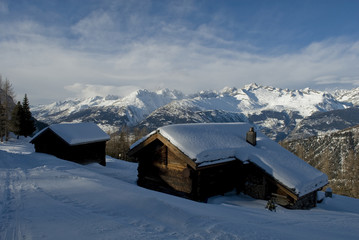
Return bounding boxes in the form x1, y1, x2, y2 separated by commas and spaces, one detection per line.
30, 122, 110, 166
128, 123, 328, 209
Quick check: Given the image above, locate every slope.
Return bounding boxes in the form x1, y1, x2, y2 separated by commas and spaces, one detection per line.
1, 138, 359, 240
287, 107, 359, 140
281, 125, 359, 198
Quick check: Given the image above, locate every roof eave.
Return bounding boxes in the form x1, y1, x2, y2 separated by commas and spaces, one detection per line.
30, 127, 110, 146
67, 137, 110, 146
128, 131, 197, 169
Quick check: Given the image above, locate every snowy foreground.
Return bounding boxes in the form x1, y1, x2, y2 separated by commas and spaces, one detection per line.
1, 139, 359, 240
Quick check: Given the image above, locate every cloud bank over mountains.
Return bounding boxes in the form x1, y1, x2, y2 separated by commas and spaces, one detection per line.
1, 0, 358, 104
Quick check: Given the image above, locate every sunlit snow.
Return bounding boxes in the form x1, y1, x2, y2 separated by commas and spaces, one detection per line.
31, 122, 110, 146
1, 138, 358, 240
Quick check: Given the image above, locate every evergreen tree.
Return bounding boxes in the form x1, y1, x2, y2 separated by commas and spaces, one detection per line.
0, 76, 3, 142
20, 94, 36, 137
0, 78, 15, 141
0, 100, 5, 142
10, 101, 22, 139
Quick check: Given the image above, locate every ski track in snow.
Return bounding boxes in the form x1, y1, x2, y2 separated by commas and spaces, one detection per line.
0, 167, 28, 240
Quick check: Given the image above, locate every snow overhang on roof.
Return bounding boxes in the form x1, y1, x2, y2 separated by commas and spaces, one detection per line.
130, 122, 328, 197
31, 122, 110, 146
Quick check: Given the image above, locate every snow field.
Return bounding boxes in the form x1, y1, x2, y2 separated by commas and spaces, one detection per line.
0, 138, 359, 240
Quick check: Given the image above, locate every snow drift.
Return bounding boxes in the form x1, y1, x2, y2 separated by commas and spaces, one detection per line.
0, 138, 358, 240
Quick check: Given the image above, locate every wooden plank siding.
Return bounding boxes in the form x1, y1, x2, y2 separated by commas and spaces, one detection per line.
129, 132, 196, 169
194, 160, 243, 202
135, 138, 193, 198
32, 128, 107, 166
242, 162, 302, 206
129, 132, 318, 209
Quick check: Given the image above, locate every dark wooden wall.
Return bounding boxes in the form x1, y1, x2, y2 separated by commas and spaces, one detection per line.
134, 137, 318, 209
193, 161, 243, 202
135, 139, 245, 202
289, 191, 317, 209
137, 139, 193, 198
242, 163, 272, 199
32, 129, 106, 166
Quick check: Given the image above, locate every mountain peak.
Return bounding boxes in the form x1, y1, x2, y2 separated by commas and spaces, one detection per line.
105, 95, 119, 101
32, 85, 358, 140
219, 87, 238, 96
243, 83, 261, 90
333, 87, 359, 106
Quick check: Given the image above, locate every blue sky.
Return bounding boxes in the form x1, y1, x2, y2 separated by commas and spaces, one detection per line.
1, 0, 359, 104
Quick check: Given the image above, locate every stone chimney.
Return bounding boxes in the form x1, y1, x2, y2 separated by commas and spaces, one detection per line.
246, 127, 256, 146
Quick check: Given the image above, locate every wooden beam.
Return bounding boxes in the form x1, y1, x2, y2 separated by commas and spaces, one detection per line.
197, 158, 238, 170
156, 134, 197, 169
127, 132, 159, 156
128, 131, 197, 169
275, 182, 298, 201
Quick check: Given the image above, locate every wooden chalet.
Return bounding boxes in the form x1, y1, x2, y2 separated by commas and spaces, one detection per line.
128, 123, 328, 209
30, 122, 110, 166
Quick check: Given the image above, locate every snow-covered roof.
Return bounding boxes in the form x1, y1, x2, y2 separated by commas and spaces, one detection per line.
130, 122, 328, 197
31, 122, 110, 146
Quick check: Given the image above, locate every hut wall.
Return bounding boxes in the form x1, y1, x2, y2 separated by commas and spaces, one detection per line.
137, 139, 193, 197
194, 160, 242, 202
242, 163, 270, 200
66, 142, 107, 165
241, 163, 319, 209
32, 129, 106, 165
287, 191, 317, 209
32, 130, 68, 158
134, 137, 319, 209
241, 163, 307, 208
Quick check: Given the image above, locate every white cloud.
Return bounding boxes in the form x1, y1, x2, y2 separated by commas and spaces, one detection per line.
166, 0, 197, 16
64, 83, 139, 98
71, 11, 115, 41
1, 10, 359, 105
313, 75, 359, 86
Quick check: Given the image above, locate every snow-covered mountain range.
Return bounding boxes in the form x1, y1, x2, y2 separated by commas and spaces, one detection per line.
32, 89, 184, 132
32, 83, 359, 140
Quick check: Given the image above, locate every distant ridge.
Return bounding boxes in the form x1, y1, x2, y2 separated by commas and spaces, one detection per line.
32, 84, 359, 140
